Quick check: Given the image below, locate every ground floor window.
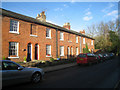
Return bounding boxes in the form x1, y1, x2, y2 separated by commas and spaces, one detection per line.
60, 46, 64, 56
46, 45, 51, 57
9, 42, 18, 57
76, 47, 78, 55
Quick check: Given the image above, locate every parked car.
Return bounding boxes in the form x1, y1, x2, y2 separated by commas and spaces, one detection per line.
76, 53, 98, 65
97, 54, 104, 62
0, 60, 44, 87
108, 53, 115, 59
95, 54, 101, 63
102, 53, 109, 60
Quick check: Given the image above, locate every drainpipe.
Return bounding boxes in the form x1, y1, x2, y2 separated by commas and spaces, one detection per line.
56, 29, 58, 58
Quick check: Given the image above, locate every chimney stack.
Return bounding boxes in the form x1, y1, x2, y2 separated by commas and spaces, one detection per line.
36, 11, 46, 22
80, 30, 85, 34
63, 22, 71, 30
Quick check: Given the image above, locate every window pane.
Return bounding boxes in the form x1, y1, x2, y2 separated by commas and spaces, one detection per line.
46, 28, 51, 38
10, 20, 18, 32
46, 45, 51, 55
9, 42, 18, 56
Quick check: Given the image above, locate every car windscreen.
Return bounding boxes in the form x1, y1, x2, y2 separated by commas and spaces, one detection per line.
78, 54, 86, 58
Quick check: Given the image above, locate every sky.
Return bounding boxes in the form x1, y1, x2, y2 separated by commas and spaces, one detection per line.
1, 1, 119, 34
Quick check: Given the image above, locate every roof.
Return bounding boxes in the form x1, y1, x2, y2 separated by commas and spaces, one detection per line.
0, 8, 95, 40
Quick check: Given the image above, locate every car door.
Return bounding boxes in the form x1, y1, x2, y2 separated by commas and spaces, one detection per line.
2, 61, 27, 86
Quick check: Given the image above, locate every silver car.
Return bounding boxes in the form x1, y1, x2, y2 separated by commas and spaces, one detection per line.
0, 60, 44, 87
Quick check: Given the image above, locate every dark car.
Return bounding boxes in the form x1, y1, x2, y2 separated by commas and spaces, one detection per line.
97, 54, 104, 62
108, 53, 115, 59
102, 53, 109, 60
76, 53, 98, 65
95, 54, 101, 63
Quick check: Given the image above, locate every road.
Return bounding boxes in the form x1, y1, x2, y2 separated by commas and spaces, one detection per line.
3, 56, 120, 89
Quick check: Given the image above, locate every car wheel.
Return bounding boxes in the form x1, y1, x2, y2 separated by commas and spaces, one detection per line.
31, 72, 41, 83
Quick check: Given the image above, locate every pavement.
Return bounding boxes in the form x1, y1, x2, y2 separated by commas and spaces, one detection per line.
42, 62, 77, 73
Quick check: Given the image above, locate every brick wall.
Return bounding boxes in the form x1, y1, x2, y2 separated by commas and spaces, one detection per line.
2, 16, 94, 62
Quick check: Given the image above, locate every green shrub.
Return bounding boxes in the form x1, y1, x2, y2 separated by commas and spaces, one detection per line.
3, 56, 6, 60
24, 56, 27, 62
50, 57, 54, 62
83, 43, 90, 53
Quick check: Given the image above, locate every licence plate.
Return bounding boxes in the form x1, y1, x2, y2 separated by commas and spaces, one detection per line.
79, 59, 83, 60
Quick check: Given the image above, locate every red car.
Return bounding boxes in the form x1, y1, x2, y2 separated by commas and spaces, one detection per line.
76, 53, 98, 65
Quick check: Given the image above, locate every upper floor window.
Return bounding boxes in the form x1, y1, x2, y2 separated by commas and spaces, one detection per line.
83, 38, 85, 44
60, 32, 64, 40
10, 19, 19, 34
76, 36, 78, 43
91, 40, 93, 45
46, 28, 51, 39
30, 24, 37, 37
9, 42, 19, 57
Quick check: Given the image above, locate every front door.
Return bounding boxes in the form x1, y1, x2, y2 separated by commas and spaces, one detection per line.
27, 43, 31, 62
35, 44, 38, 60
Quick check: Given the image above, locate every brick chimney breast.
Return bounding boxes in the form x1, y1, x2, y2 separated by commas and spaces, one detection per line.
36, 11, 46, 22
63, 22, 71, 30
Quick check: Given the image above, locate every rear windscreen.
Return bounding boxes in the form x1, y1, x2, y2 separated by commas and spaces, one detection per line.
78, 54, 86, 58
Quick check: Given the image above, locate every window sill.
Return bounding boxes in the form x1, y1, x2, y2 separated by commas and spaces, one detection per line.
46, 37, 51, 39
60, 55, 64, 57
30, 34, 38, 37
60, 39, 64, 41
46, 55, 52, 57
8, 56, 19, 59
9, 31, 19, 34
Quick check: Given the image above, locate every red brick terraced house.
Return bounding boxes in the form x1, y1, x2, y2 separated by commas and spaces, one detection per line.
1, 8, 95, 62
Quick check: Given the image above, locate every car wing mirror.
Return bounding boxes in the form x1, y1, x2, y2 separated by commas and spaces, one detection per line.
18, 67, 23, 70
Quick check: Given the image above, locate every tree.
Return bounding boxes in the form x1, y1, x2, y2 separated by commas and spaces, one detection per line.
87, 19, 120, 54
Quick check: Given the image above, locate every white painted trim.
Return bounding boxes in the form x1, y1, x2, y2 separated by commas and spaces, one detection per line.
60, 32, 64, 41
46, 28, 51, 39
31, 44, 32, 60
9, 31, 19, 34
46, 37, 51, 39
83, 38, 85, 44
30, 34, 38, 37
17, 21, 19, 34
17, 43, 19, 57
60, 46, 64, 56
76, 36, 78, 43
46, 55, 52, 57
8, 57, 19, 59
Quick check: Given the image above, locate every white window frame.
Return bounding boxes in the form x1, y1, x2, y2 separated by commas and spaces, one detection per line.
60, 46, 64, 56
46, 45, 51, 57
83, 38, 85, 44
76, 36, 78, 43
8, 42, 19, 58
76, 47, 78, 55
60, 32, 64, 41
71, 47, 73, 55
67, 46, 70, 55
9, 19, 19, 34
91, 40, 93, 45
46, 28, 51, 39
